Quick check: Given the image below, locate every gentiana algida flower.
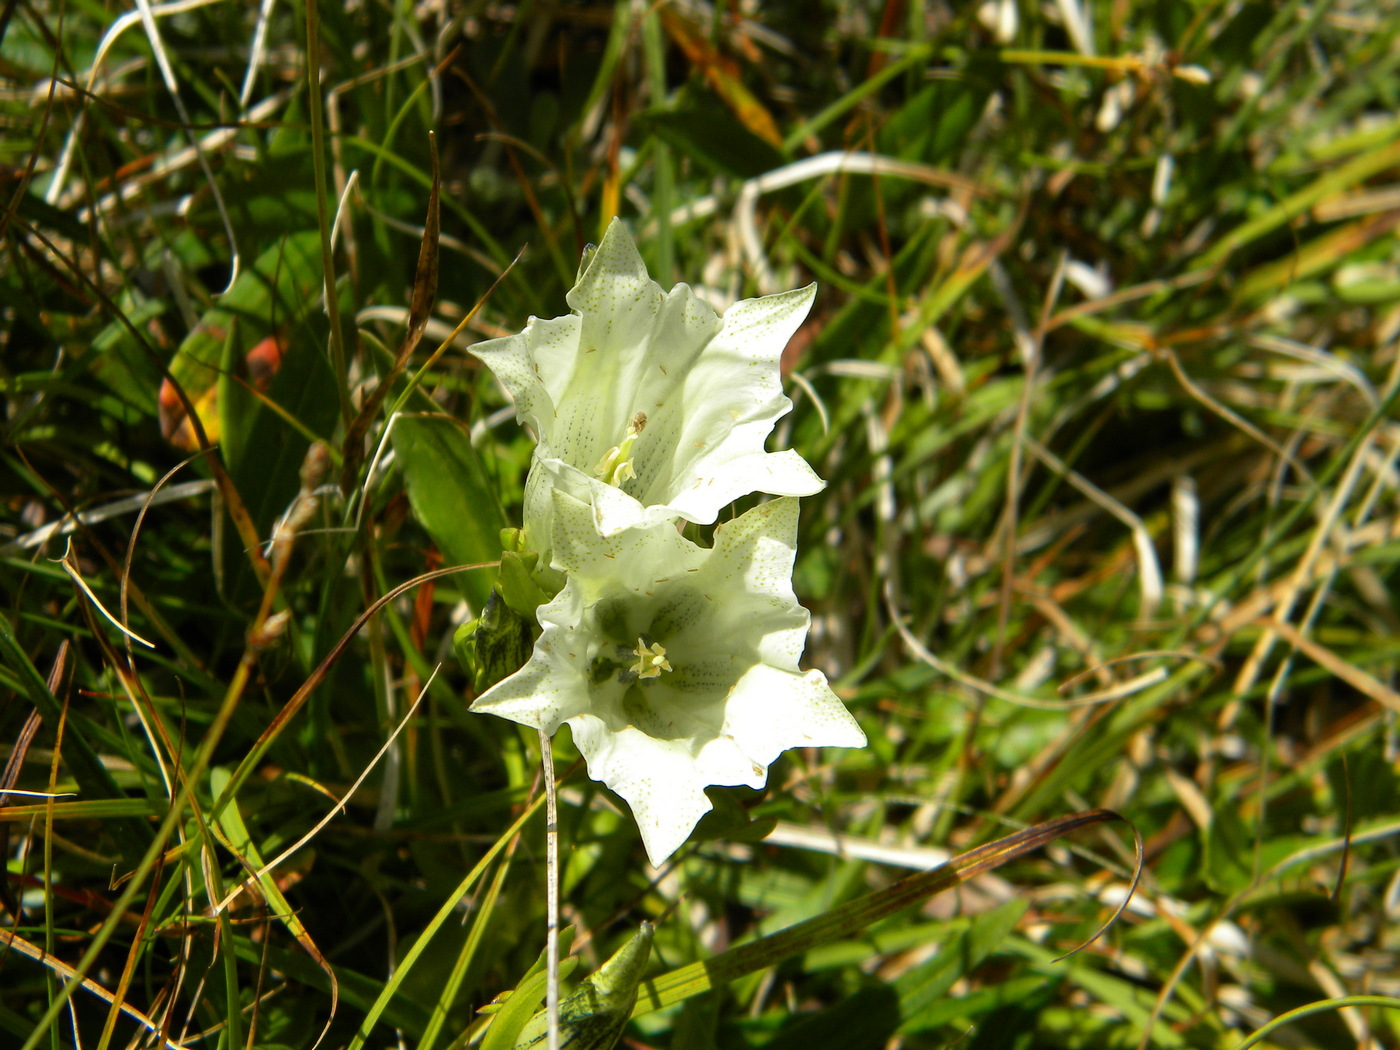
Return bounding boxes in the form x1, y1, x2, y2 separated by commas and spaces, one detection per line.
470, 491, 866, 866
470, 218, 823, 561
464, 220, 865, 864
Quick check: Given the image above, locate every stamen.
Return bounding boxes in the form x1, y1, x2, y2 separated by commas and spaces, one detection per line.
631, 637, 672, 680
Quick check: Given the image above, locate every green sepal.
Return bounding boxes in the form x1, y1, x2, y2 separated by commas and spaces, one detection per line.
498, 551, 551, 619
455, 525, 559, 692
513, 923, 654, 1050
457, 589, 533, 694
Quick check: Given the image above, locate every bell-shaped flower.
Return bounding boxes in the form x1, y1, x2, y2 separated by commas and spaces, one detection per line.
470, 492, 865, 866
470, 219, 823, 553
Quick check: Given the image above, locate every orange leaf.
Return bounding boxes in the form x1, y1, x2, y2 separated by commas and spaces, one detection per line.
660, 9, 783, 149
158, 333, 285, 451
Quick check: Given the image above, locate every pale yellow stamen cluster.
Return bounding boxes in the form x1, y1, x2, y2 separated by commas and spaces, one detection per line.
631, 637, 672, 680
593, 412, 647, 488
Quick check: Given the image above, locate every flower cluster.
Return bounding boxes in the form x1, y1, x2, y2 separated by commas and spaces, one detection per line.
468, 220, 865, 865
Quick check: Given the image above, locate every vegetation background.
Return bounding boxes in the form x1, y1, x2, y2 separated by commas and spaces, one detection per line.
3, 0, 1399, 1047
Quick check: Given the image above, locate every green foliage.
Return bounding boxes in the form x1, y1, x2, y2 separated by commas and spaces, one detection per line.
391, 413, 509, 610
4, 0, 1400, 1048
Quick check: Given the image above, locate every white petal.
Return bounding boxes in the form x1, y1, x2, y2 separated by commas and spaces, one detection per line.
705, 496, 802, 603
546, 485, 701, 585
649, 449, 822, 533
474, 493, 865, 866
548, 223, 723, 483
718, 664, 867, 770
567, 716, 714, 867
625, 285, 824, 527
566, 218, 669, 350
474, 220, 823, 547
468, 647, 583, 734
469, 314, 581, 441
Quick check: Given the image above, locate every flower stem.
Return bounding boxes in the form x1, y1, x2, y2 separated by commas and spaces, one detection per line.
540, 728, 561, 1050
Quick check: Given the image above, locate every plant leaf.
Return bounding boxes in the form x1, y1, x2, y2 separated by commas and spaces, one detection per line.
392, 413, 508, 610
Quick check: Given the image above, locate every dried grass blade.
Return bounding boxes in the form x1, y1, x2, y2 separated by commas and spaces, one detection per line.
634, 809, 1139, 1015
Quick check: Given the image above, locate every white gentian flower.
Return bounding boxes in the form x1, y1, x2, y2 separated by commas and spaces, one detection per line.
470, 491, 865, 866
470, 219, 823, 552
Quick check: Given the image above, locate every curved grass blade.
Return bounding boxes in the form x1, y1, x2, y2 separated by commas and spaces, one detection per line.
0, 619, 151, 863
208, 561, 495, 824
1233, 995, 1400, 1050
344, 790, 545, 1050
210, 767, 339, 1049
634, 809, 1138, 1016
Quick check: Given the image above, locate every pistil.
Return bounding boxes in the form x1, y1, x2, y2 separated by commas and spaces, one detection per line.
593, 412, 648, 488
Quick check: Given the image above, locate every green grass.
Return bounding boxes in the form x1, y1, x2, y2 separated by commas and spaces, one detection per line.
4, 1, 1400, 1048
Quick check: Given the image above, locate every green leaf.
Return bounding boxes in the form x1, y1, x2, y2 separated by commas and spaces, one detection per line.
89, 294, 168, 416
498, 551, 551, 619
392, 413, 507, 610
896, 898, 1027, 1031
217, 317, 340, 606
1203, 803, 1254, 894
12, 189, 87, 242
877, 63, 997, 164
691, 787, 778, 846
483, 970, 552, 1050
170, 231, 324, 399
480, 929, 579, 1016
634, 812, 1129, 1017
228, 938, 432, 1034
